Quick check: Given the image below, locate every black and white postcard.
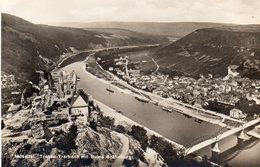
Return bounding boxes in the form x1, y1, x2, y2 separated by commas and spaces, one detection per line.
1, 0, 260, 167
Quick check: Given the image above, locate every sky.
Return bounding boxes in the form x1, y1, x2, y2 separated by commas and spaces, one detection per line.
1, 0, 260, 24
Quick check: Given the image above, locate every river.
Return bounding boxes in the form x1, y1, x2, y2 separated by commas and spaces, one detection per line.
60, 62, 222, 146
60, 61, 259, 166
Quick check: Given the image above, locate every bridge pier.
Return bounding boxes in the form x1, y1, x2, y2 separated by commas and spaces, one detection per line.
211, 142, 220, 163
237, 130, 251, 147
185, 119, 259, 161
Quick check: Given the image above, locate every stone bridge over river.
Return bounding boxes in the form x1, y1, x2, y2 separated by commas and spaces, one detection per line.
185, 118, 260, 163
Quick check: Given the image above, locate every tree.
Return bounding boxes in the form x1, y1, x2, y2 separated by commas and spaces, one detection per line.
89, 121, 98, 131
203, 100, 232, 115
55, 124, 78, 153
133, 150, 146, 164
2, 120, 5, 129
129, 125, 148, 151
235, 98, 260, 117
23, 86, 39, 99
115, 125, 126, 133
99, 115, 115, 129
149, 135, 178, 166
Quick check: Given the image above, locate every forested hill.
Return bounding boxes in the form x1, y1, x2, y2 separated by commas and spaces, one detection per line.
2, 13, 167, 82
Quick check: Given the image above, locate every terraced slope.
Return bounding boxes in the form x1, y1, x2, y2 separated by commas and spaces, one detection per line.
152, 26, 260, 79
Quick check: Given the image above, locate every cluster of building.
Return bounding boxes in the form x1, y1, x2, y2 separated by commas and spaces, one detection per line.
27, 70, 100, 126
69, 89, 100, 123
52, 70, 77, 98
1, 74, 18, 88
112, 62, 260, 110
3, 69, 102, 141
108, 56, 129, 77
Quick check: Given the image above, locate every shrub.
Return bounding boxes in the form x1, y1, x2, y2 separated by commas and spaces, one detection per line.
115, 125, 126, 133
1, 105, 10, 116
43, 126, 53, 141
99, 115, 115, 129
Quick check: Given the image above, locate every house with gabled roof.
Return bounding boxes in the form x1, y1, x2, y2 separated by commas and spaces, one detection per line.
69, 89, 89, 118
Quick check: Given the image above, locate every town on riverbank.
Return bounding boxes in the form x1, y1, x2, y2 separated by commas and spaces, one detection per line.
2, 2, 260, 166
66, 47, 259, 130
94, 48, 260, 122
59, 48, 260, 164
2, 45, 260, 167
5, 53, 224, 166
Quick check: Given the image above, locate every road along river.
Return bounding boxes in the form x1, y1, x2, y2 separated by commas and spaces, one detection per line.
58, 51, 260, 166
60, 61, 222, 147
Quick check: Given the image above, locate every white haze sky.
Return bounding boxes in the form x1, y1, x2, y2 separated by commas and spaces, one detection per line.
1, 0, 260, 24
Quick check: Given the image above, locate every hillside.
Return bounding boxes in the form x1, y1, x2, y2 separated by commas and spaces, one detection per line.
1, 107, 165, 167
85, 27, 166, 42
1, 13, 167, 83
151, 26, 260, 79
54, 21, 231, 38
85, 27, 167, 47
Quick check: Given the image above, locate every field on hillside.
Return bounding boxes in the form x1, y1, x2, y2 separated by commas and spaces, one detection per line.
151, 26, 260, 79
96, 47, 160, 75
